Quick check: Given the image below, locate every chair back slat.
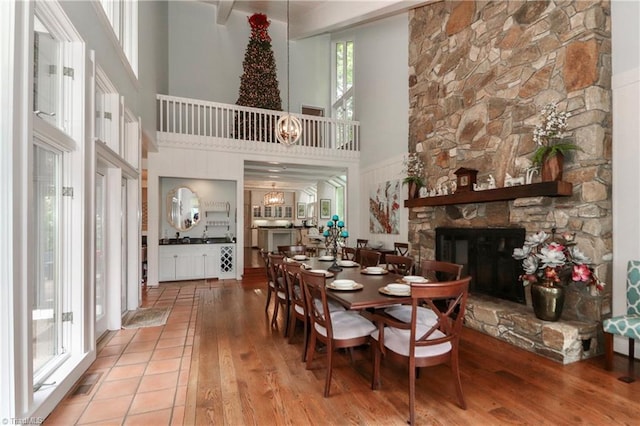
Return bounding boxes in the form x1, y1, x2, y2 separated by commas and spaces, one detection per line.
268, 253, 287, 295
284, 262, 304, 309
342, 246, 358, 261
260, 249, 272, 281
300, 269, 332, 337
409, 277, 471, 352
394, 242, 409, 256
420, 260, 463, 282
356, 239, 368, 248
385, 254, 414, 276
359, 249, 381, 268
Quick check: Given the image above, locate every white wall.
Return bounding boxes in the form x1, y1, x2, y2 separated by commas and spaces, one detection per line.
331, 13, 410, 247
611, 0, 640, 356
167, 1, 329, 111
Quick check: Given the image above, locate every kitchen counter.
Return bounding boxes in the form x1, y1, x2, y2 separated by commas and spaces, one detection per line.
159, 237, 233, 245
257, 228, 296, 252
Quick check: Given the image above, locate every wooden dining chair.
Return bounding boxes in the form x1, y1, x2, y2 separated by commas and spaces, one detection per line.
385, 260, 463, 325
341, 246, 358, 262
283, 262, 309, 362
278, 245, 307, 257
260, 249, 274, 312
300, 269, 377, 397
394, 242, 409, 256
359, 249, 381, 268
268, 253, 290, 335
370, 277, 472, 424
385, 254, 414, 276
356, 239, 369, 249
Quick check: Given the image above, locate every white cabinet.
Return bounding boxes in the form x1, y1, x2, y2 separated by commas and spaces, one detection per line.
159, 243, 236, 281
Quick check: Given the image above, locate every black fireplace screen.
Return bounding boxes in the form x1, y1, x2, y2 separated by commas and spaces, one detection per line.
435, 227, 526, 304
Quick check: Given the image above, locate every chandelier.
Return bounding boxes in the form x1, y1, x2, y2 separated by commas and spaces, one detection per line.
276, 0, 302, 146
264, 183, 284, 206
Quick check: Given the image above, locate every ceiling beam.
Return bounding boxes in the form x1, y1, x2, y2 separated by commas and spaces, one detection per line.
216, 0, 235, 25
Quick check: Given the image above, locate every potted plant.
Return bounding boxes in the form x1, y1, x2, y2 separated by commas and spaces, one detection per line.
512, 229, 604, 321
531, 103, 580, 181
403, 152, 425, 199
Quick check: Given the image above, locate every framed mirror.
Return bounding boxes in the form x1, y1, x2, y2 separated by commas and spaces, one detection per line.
167, 186, 201, 231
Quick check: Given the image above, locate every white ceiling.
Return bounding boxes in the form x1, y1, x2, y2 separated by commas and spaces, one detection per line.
244, 160, 346, 191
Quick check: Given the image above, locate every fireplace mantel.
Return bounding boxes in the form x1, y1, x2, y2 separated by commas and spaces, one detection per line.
404, 181, 573, 207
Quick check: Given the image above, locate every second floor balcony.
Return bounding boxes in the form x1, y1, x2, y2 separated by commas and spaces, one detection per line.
157, 95, 360, 160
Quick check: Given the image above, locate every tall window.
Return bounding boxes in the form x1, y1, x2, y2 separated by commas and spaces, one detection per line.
31, 0, 84, 391
333, 40, 354, 145
98, 0, 138, 76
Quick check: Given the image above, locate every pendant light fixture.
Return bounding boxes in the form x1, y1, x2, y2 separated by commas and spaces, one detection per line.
276, 0, 302, 146
264, 182, 285, 206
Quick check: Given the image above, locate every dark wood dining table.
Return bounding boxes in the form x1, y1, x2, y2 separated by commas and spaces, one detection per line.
301, 257, 412, 310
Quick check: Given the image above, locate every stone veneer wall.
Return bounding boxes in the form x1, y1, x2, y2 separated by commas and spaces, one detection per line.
407, 1, 612, 322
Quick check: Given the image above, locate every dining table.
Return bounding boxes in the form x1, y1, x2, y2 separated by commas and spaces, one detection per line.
297, 256, 412, 310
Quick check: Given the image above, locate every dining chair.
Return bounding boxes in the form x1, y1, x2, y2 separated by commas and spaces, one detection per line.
268, 253, 290, 335
394, 242, 410, 256
359, 249, 381, 268
385, 254, 414, 276
385, 260, 463, 325
603, 260, 640, 375
283, 262, 309, 362
278, 245, 307, 257
356, 238, 368, 249
341, 246, 358, 261
260, 249, 274, 312
300, 269, 377, 397
370, 276, 472, 424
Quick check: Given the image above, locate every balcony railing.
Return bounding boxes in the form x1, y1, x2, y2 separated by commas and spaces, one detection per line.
157, 94, 360, 152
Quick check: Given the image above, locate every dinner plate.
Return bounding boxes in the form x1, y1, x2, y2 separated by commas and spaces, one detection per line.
327, 282, 363, 291
378, 286, 411, 296
338, 260, 358, 268
318, 256, 335, 261
361, 268, 389, 275
293, 255, 309, 261
402, 275, 429, 283
309, 269, 335, 278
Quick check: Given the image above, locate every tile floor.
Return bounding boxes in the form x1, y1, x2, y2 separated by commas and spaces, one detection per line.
44, 282, 201, 425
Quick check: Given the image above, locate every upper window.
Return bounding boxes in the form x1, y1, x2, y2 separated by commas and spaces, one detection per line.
333, 40, 354, 122
98, 0, 138, 76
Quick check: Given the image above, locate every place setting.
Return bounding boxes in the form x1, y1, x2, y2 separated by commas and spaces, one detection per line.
317, 255, 335, 262
307, 268, 335, 278
291, 254, 309, 261
337, 259, 359, 268
378, 283, 411, 296
360, 266, 389, 275
326, 279, 363, 291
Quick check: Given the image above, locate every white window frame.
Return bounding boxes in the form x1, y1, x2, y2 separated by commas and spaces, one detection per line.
30, 0, 86, 405
95, 0, 138, 79
95, 66, 120, 153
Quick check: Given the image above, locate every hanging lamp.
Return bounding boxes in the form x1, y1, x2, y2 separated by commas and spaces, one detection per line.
264, 183, 285, 206
276, 0, 302, 146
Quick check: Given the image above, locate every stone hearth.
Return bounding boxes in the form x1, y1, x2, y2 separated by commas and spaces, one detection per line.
465, 290, 609, 364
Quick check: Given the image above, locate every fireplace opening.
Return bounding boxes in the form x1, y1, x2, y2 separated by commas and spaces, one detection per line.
435, 227, 526, 304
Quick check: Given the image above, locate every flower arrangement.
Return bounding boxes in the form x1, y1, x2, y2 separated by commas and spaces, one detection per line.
512, 229, 604, 292
531, 103, 580, 166
402, 152, 425, 187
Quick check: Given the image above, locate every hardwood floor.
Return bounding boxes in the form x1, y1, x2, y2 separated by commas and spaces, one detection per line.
190, 271, 640, 425
45, 267, 640, 425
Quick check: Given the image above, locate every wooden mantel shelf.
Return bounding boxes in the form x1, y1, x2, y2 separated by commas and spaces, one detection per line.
404, 181, 573, 208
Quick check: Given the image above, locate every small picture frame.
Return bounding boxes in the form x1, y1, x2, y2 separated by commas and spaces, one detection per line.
297, 202, 306, 219
320, 199, 331, 219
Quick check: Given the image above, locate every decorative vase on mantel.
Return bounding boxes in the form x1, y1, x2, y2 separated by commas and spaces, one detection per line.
407, 181, 420, 199
541, 152, 564, 182
530, 281, 565, 321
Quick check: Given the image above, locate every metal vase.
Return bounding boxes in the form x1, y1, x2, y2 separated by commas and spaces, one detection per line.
530, 282, 565, 321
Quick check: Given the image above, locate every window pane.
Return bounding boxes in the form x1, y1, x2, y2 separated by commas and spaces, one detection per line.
345, 97, 354, 121
33, 15, 59, 127
33, 144, 62, 377
346, 41, 353, 91
336, 42, 344, 98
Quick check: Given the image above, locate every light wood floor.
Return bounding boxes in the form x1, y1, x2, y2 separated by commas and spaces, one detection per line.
47, 269, 640, 425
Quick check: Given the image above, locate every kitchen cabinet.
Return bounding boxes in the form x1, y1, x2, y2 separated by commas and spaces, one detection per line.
159, 243, 236, 281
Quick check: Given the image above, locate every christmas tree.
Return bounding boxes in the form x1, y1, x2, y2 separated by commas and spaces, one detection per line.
235, 13, 282, 141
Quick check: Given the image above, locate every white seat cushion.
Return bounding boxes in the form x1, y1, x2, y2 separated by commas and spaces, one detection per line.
294, 304, 305, 315
314, 311, 376, 340
371, 326, 451, 358
384, 305, 438, 326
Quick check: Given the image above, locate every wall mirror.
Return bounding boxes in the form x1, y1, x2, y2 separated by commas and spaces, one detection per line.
167, 186, 201, 231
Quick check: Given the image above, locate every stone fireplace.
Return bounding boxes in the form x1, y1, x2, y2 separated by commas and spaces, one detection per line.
406, 1, 612, 364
